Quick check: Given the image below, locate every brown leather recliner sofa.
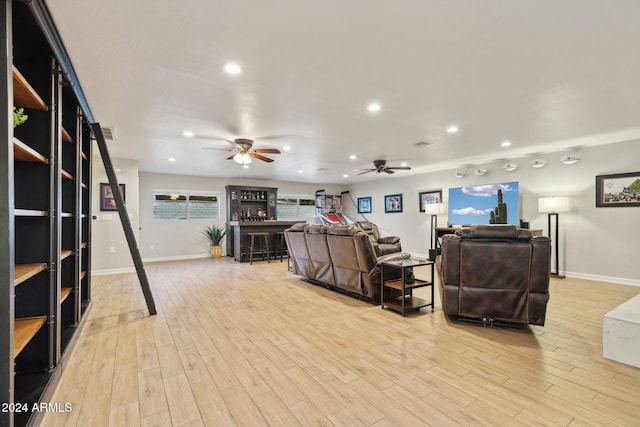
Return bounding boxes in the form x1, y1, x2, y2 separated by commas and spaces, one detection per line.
352, 221, 402, 256
284, 223, 406, 302
436, 224, 551, 326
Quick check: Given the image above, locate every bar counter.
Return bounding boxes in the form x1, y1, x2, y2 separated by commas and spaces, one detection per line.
227, 220, 301, 262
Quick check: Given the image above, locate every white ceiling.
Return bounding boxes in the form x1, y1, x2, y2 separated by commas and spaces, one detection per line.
48, 0, 640, 184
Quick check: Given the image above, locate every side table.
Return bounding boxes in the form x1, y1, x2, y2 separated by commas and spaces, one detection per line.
380, 258, 434, 316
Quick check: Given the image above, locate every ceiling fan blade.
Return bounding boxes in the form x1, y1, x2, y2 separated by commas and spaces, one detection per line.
226, 139, 239, 147
388, 166, 411, 171
203, 146, 232, 151
358, 169, 375, 175
385, 169, 396, 174
253, 148, 281, 154
226, 153, 236, 160
250, 152, 274, 163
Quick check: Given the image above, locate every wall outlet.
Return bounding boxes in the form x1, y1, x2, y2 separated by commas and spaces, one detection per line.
109, 246, 115, 253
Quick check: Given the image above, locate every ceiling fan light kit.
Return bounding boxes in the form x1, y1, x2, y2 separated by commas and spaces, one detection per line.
233, 152, 252, 164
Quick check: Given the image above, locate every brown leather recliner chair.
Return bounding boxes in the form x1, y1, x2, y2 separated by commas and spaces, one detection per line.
353, 221, 402, 256
436, 224, 551, 326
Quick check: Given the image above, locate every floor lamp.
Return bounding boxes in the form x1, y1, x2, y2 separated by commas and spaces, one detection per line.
538, 196, 570, 278
425, 203, 443, 260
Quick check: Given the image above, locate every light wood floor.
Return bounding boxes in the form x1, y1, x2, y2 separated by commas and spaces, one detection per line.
40, 257, 640, 426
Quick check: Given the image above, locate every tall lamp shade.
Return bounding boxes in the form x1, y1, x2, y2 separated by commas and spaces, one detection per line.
538, 196, 569, 278
425, 203, 443, 256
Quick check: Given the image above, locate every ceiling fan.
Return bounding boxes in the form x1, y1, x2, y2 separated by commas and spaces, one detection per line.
358, 159, 411, 175
206, 138, 281, 164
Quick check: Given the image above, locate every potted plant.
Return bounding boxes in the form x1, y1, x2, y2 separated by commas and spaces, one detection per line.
13, 107, 28, 127
202, 224, 226, 258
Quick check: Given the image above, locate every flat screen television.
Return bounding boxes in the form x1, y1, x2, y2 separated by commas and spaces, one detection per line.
447, 181, 519, 225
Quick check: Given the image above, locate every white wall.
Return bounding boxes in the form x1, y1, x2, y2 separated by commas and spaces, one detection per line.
345, 139, 640, 285
91, 157, 140, 274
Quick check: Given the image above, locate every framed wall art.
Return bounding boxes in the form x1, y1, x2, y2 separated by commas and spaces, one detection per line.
595, 172, 640, 207
100, 183, 126, 211
358, 196, 372, 213
384, 193, 403, 213
419, 190, 442, 212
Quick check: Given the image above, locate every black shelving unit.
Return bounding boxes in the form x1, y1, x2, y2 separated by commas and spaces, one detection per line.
1, 2, 94, 426
225, 185, 278, 256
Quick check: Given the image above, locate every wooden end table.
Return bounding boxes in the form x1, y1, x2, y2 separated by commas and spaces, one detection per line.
380, 258, 434, 316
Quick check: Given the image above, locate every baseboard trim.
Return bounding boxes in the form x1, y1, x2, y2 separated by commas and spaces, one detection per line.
563, 271, 640, 287
91, 267, 137, 276
92, 254, 213, 276
143, 253, 211, 263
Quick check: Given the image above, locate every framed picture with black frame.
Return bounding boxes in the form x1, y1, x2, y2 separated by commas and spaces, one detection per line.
358, 196, 372, 213
418, 189, 442, 212
100, 183, 126, 211
384, 193, 403, 213
595, 172, 640, 207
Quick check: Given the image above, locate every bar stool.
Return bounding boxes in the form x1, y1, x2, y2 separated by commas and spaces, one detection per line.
274, 231, 288, 262
248, 232, 270, 264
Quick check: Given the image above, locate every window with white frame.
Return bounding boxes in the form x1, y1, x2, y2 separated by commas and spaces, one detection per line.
153, 190, 220, 220
277, 195, 316, 221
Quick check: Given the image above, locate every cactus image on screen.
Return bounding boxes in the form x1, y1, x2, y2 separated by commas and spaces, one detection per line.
489, 189, 508, 224
448, 182, 518, 225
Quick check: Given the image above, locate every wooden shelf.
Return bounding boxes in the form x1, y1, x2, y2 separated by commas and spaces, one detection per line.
81, 242, 87, 248
14, 263, 47, 286
81, 182, 88, 189
80, 271, 86, 280
383, 278, 431, 291
383, 296, 431, 312
62, 128, 73, 143
81, 152, 88, 161
61, 212, 73, 218
14, 208, 48, 217
13, 138, 48, 164
12, 65, 48, 111
60, 250, 73, 260
61, 169, 74, 180
60, 287, 72, 303
14, 316, 47, 357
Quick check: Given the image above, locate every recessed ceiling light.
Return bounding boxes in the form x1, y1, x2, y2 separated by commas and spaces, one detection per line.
455, 171, 465, 178
182, 130, 194, 137
474, 168, 487, 176
224, 62, 242, 75
297, 169, 303, 174
415, 141, 431, 147
283, 146, 291, 151
243, 165, 249, 169
530, 159, 546, 168
503, 162, 518, 172
560, 155, 579, 165
400, 162, 408, 167
367, 102, 381, 112
349, 155, 357, 160
501, 140, 511, 147
447, 125, 459, 134
343, 174, 349, 178
168, 157, 176, 162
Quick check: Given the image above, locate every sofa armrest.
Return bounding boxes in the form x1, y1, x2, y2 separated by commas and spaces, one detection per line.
377, 236, 401, 245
